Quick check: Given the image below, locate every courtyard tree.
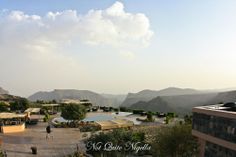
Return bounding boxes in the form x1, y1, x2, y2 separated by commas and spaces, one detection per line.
61, 104, 86, 124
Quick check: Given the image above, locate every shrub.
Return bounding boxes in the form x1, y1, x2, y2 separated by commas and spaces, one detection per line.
79, 124, 100, 132
133, 109, 144, 114
43, 113, 50, 122
152, 124, 199, 157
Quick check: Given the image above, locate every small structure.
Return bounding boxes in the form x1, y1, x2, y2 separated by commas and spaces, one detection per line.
0, 112, 26, 133
61, 99, 92, 107
42, 104, 60, 114
95, 119, 134, 130
24, 108, 41, 124
24, 108, 41, 114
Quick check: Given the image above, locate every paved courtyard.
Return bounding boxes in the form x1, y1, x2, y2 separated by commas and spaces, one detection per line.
0, 122, 85, 157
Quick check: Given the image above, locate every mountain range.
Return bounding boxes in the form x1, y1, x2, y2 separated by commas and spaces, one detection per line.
128, 90, 236, 115
2, 86, 236, 115
121, 87, 202, 107
123, 87, 236, 115
28, 89, 124, 107
129, 93, 218, 114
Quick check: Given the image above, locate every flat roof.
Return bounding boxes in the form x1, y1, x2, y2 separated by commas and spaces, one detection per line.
25, 108, 41, 113
96, 120, 118, 126
0, 112, 26, 119
95, 119, 134, 129
111, 119, 134, 125
193, 104, 236, 119
42, 104, 60, 107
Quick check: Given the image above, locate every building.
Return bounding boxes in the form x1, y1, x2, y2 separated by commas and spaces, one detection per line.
24, 108, 41, 124
0, 112, 26, 133
60, 99, 92, 107
192, 103, 236, 157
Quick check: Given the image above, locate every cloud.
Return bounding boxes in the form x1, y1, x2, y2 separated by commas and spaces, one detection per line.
0, 1, 153, 49
0, 1, 153, 95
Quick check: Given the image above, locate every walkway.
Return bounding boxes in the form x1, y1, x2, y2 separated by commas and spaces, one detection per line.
0, 122, 85, 157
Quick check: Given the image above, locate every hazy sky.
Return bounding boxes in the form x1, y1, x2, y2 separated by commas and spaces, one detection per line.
1, 0, 236, 97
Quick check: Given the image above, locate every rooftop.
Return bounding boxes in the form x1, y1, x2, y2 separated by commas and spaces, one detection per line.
42, 104, 60, 107
0, 112, 26, 119
193, 103, 236, 119
24, 108, 41, 113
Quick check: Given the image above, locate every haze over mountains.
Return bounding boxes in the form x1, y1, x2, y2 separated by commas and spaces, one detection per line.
130, 90, 236, 115
28, 89, 124, 107
2, 86, 236, 115
130, 93, 218, 114
121, 87, 202, 107
29, 87, 201, 107
122, 87, 236, 114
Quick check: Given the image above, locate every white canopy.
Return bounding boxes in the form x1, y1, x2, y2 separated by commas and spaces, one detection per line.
0, 112, 26, 119
24, 108, 41, 113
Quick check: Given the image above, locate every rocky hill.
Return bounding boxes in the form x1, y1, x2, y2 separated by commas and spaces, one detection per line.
130, 93, 217, 114
28, 89, 123, 106
129, 90, 236, 115
121, 87, 201, 107
208, 90, 236, 104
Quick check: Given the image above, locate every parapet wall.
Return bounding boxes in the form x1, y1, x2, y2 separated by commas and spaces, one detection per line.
1, 123, 25, 133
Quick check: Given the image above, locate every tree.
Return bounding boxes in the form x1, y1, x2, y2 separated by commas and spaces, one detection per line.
119, 107, 128, 112
51, 99, 57, 104
152, 124, 199, 157
86, 129, 148, 157
184, 115, 192, 124
133, 109, 144, 115
167, 112, 175, 118
0, 102, 9, 112
10, 98, 29, 111
146, 112, 154, 122
61, 104, 86, 122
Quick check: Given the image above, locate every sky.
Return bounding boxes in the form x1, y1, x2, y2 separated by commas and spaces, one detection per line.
0, 0, 236, 97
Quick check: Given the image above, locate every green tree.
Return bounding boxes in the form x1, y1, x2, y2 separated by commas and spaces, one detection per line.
0, 102, 9, 112
152, 124, 199, 157
10, 98, 29, 111
51, 99, 57, 104
61, 104, 86, 122
43, 113, 50, 122
119, 107, 128, 112
165, 116, 170, 124
184, 115, 192, 124
146, 112, 154, 122
86, 129, 147, 157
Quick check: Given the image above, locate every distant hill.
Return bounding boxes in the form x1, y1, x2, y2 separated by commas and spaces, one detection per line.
129, 90, 236, 115
130, 93, 217, 114
208, 90, 236, 104
28, 89, 123, 106
101, 94, 126, 107
0, 94, 23, 102
0, 87, 8, 95
121, 87, 201, 107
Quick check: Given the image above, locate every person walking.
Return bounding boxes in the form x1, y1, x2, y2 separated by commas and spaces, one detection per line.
46, 125, 53, 140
